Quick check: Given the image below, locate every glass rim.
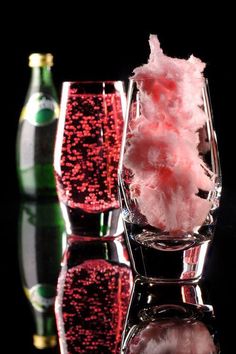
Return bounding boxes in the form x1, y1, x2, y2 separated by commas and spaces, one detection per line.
128, 77, 209, 82
61, 80, 126, 96
62, 80, 124, 85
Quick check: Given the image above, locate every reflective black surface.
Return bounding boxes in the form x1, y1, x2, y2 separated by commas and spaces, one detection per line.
2, 190, 236, 353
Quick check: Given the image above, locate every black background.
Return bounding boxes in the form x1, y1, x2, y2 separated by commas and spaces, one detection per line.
1, 4, 236, 353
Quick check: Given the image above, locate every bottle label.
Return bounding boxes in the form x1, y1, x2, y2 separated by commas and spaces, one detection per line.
21, 92, 59, 126
26, 284, 56, 312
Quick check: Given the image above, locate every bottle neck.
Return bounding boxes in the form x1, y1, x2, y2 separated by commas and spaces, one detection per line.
28, 66, 57, 99
33, 308, 57, 349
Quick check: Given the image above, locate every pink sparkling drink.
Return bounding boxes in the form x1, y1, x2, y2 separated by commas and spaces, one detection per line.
54, 82, 126, 236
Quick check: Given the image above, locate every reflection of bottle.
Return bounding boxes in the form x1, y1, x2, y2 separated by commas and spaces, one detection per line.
16, 53, 59, 199
121, 279, 220, 353
55, 236, 133, 353
18, 201, 65, 349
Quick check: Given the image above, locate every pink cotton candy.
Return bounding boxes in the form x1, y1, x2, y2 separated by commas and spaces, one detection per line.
124, 34, 215, 233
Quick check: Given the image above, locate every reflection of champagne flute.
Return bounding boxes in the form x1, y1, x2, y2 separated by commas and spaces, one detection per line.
54, 81, 126, 237
18, 201, 65, 350
55, 236, 133, 353
122, 278, 220, 353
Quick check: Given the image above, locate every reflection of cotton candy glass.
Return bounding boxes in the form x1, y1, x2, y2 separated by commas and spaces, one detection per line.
126, 320, 218, 354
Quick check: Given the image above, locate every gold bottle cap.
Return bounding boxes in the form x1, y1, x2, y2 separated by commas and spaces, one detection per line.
29, 53, 54, 67
33, 334, 57, 349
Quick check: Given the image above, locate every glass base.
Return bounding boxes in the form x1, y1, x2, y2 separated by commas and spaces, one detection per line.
124, 222, 211, 282
60, 203, 124, 238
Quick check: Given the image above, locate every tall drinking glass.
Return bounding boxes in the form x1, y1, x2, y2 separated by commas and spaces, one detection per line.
118, 79, 221, 282
54, 81, 126, 238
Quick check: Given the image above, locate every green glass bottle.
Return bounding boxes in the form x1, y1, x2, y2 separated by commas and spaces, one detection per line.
18, 200, 65, 350
16, 53, 59, 199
